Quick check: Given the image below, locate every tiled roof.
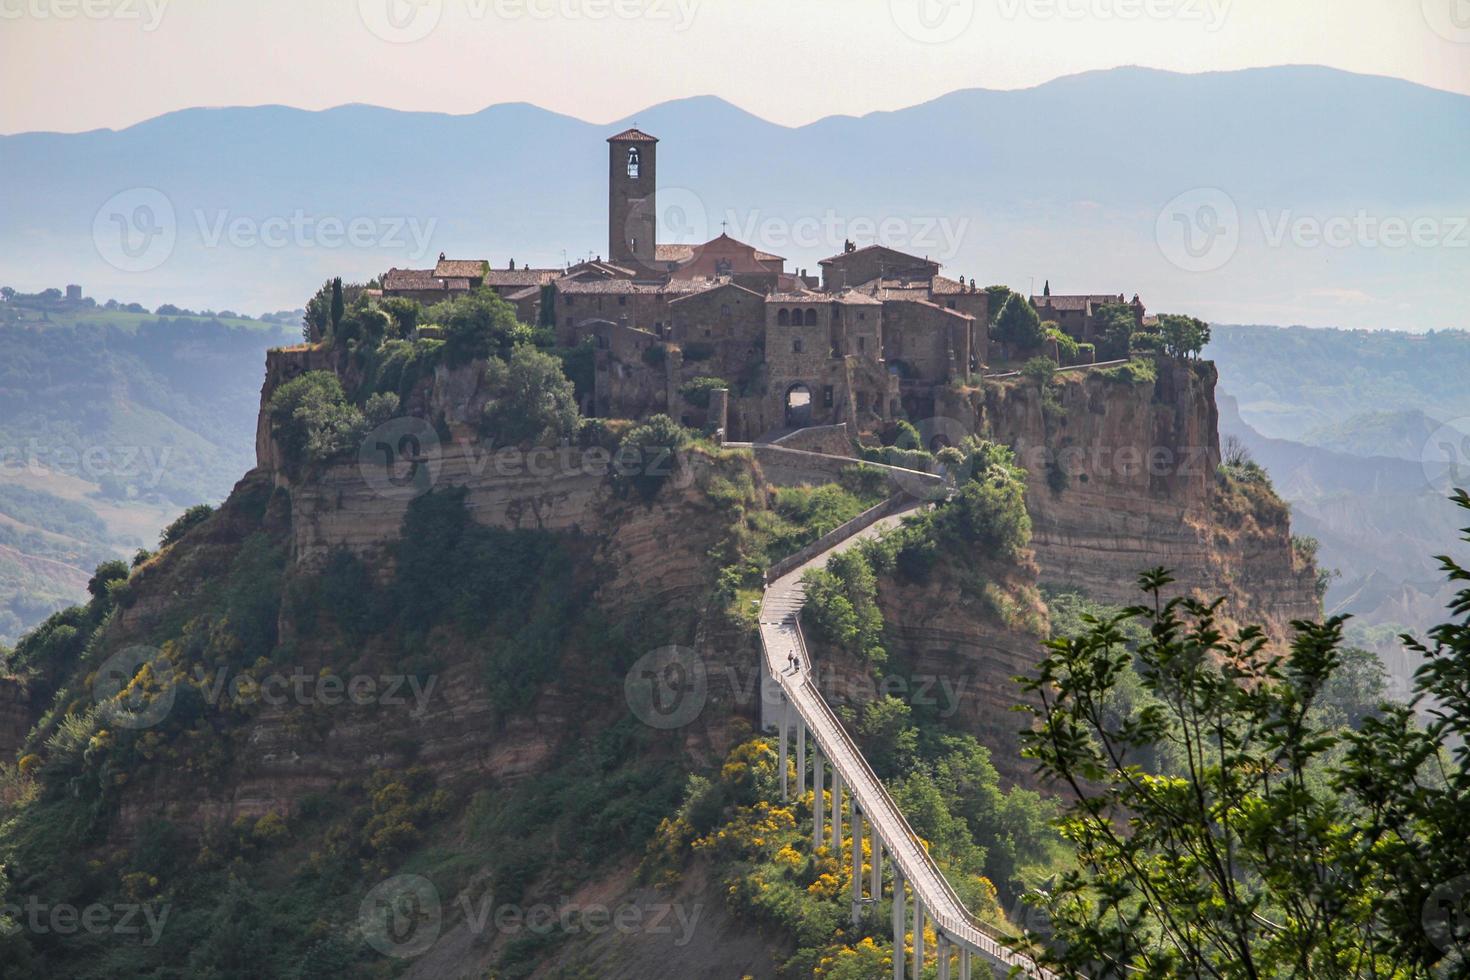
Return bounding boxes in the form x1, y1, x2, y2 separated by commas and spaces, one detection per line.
504, 286, 541, 301
554, 277, 723, 296
608, 128, 658, 142
382, 268, 436, 289
655, 244, 694, 263
1031, 294, 1125, 311
481, 268, 560, 287
382, 268, 468, 292
818, 243, 938, 267
667, 281, 766, 305
434, 258, 487, 279
928, 276, 973, 295
765, 291, 826, 303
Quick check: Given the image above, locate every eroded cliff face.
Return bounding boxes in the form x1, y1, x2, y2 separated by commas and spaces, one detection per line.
937, 359, 1320, 642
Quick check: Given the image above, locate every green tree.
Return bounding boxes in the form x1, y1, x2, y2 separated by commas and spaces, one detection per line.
266, 371, 366, 471
1156, 313, 1211, 359
1019, 490, 1470, 978
426, 288, 533, 365
993, 293, 1046, 353
480, 344, 581, 448
1094, 302, 1139, 360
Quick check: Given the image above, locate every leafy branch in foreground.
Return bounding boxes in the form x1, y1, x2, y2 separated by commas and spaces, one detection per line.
1017, 488, 1470, 978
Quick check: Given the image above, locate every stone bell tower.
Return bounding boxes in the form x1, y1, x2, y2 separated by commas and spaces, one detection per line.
608, 128, 657, 271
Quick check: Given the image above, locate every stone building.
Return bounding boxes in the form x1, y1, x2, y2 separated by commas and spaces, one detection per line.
1031, 283, 1146, 346
387, 128, 1148, 441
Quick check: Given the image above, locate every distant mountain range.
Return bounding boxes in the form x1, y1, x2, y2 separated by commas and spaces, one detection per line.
1210, 324, 1470, 697
3, 66, 1468, 329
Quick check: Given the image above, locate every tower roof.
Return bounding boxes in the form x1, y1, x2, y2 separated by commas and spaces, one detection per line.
608, 128, 658, 143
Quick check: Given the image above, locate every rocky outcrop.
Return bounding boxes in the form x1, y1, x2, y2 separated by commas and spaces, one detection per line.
938, 359, 1320, 641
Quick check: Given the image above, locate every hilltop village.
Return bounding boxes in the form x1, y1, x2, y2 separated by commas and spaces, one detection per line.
375, 129, 1148, 441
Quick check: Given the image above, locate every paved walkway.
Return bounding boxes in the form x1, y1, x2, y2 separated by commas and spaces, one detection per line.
758, 500, 1057, 978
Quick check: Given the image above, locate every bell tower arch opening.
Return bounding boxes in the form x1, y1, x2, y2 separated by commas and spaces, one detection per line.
608, 129, 657, 272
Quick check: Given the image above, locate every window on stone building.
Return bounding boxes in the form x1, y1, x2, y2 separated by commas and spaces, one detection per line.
721, 304, 731, 317
565, 295, 574, 306
618, 295, 627, 306
857, 336, 866, 352
793, 337, 803, 353
778, 309, 790, 326
822, 386, 833, 407
627, 147, 640, 178
804, 309, 818, 326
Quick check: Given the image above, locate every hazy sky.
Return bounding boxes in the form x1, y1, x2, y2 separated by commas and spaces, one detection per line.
2, 0, 1467, 134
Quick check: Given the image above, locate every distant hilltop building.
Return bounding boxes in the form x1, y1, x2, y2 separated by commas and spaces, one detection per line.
382, 129, 1144, 440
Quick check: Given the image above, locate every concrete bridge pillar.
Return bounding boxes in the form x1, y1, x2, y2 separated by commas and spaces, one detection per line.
777, 699, 789, 801
830, 768, 843, 852
795, 722, 806, 797
812, 752, 824, 847
891, 873, 906, 980
937, 935, 951, 980
850, 807, 864, 924
912, 895, 924, 979
870, 834, 882, 899
959, 946, 972, 980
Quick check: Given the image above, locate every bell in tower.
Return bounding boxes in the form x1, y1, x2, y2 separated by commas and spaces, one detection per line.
607, 128, 658, 271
